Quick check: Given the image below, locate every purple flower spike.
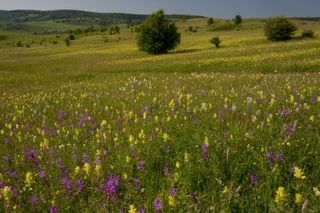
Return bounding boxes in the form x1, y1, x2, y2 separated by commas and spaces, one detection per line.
250, 175, 257, 185
50, 205, 57, 213
153, 198, 162, 212
202, 143, 209, 161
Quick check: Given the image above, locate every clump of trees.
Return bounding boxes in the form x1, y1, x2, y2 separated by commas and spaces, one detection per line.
109, 26, 120, 35
264, 17, 297, 41
210, 36, 221, 48
207, 18, 215, 26
137, 10, 181, 54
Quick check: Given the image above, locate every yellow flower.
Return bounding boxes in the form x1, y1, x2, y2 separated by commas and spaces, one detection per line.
204, 137, 209, 146
95, 164, 101, 175
25, 172, 34, 188
184, 152, 189, 162
168, 195, 175, 206
275, 187, 286, 205
222, 186, 229, 194
128, 204, 137, 213
1, 186, 12, 202
295, 193, 303, 204
293, 167, 306, 179
176, 162, 180, 169
83, 163, 91, 175
74, 166, 80, 175
163, 133, 169, 142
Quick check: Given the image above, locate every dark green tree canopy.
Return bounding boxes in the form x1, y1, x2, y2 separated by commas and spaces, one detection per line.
233, 15, 242, 25
264, 17, 297, 41
137, 10, 181, 54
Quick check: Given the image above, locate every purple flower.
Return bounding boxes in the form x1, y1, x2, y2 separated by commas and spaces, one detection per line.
77, 178, 84, 193
276, 152, 283, 161
104, 175, 120, 199
202, 143, 209, 161
169, 187, 176, 196
138, 210, 145, 213
153, 198, 162, 212
250, 175, 257, 185
50, 205, 57, 213
266, 151, 273, 159
61, 176, 73, 197
190, 192, 199, 206
138, 158, 145, 171
30, 195, 38, 205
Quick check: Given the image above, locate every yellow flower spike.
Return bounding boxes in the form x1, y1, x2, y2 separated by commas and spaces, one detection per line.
123, 173, 128, 180
204, 137, 209, 146
163, 133, 169, 142
74, 166, 80, 175
128, 204, 137, 213
275, 187, 286, 205
1, 186, 12, 202
295, 193, 303, 204
25, 172, 34, 188
83, 163, 91, 175
293, 167, 306, 179
309, 115, 315, 122
95, 164, 101, 175
168, 195, 175, 206
126, 156, 131, 163
184, 153, 189, 163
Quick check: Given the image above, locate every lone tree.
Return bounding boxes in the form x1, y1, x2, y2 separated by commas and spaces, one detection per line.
207, 18, 215, 26
265, 17, 297, 41
137, 10, 181, 54
233, 15, 242, 25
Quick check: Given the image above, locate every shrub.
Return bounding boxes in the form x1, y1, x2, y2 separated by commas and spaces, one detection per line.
16, 41, 22, 47
0, 35, 7, 41
233, 15, 242, 25
69, 34, 75, 40
210, 36, 221, 48
265, 17, 297, 41
137, 10, 181, 54
208, 18, 215, 26
65, 38, 70, 46
301, 30, 315, 38
210, 22, 236, 31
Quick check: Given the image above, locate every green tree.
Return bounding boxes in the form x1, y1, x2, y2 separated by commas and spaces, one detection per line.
210, 36, 221, 48
137, 10, 181, 54
207, 18, 214, 26
233, 15, 242, 25
65, 38, 71, 46
265, 17, 297, 41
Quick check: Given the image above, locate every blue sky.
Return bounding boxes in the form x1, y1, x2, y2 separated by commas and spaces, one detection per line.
1, 0, 319, 18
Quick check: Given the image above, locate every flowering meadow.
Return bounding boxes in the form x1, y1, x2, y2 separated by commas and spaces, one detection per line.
1, 73, 320, 212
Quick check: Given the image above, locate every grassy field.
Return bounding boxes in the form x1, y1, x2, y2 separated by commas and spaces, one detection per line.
0, 18, 320, 212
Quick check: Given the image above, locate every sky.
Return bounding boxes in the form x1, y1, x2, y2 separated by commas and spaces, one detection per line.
1, 0, 319, 18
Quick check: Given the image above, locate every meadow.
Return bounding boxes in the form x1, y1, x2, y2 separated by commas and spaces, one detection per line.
0, 17, 320, 212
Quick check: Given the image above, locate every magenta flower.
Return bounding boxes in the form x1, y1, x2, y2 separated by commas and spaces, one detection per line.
250, 175, 257, 185
153, 198, 162, 212
104, 175, 120, 199
202, 143, 209, 161
50, 205, 57, 213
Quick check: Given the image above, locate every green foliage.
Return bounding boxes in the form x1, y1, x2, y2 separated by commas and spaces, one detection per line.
68, 34, 75, 40
264, 17, 297, 41
301, 29, 315, 38
188, 26, 197, 33
109, 26, 120, 35
208, 18, 215, 26
65, 37, 70, 46
137, 10, 181, 54
16, 41, 22, 47
0, 35, 7, 41
233, 15, 242, 25
210, 36, 221, 48
210, 22, 236, 31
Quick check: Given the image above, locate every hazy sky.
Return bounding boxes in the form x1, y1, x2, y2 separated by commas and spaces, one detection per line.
1, 0, 319, 18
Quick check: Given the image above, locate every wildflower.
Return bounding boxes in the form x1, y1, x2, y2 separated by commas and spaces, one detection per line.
61, 176, 73, 197
168, 195, 175, 206
50, 205, 57, 213
128, 205, 137, 213
138, 159, 145, 171
104, 175, 120, 199
204, 136, 209, 146
222, 186, 229, 194
275, 187, 286, 205
153, 198, 162, 212
1, 186, 12, 202
313, 187, 320, 197
76, 178, 84, 193
30, 195, 38, 205
202, 143, 209, 161
295, 193, 303, 204
74, 166, 80, 175
175, 162, 180, 169
184, 152, 189, 162
250, 175, 257, 185
83, 163, 91, 175
25, 172, 34, 188
293, 166, 307, 179
163, 133, 169, 142
169, 188, 176, 196
95, 164, 101, 175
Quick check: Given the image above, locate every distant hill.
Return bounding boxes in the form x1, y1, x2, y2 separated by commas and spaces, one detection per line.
0, 10, 204, 26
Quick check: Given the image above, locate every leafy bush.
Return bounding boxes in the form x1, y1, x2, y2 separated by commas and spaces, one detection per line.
265, 17, 297, 41
65, 38, 70, 46
210, 36, 221, 48
233, 15, 242, 25
69, 34, 75, 40
137, 10, 181, 54
301, 30, 315, 38
210, 22, 236, 31
207, 18, 215, 26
